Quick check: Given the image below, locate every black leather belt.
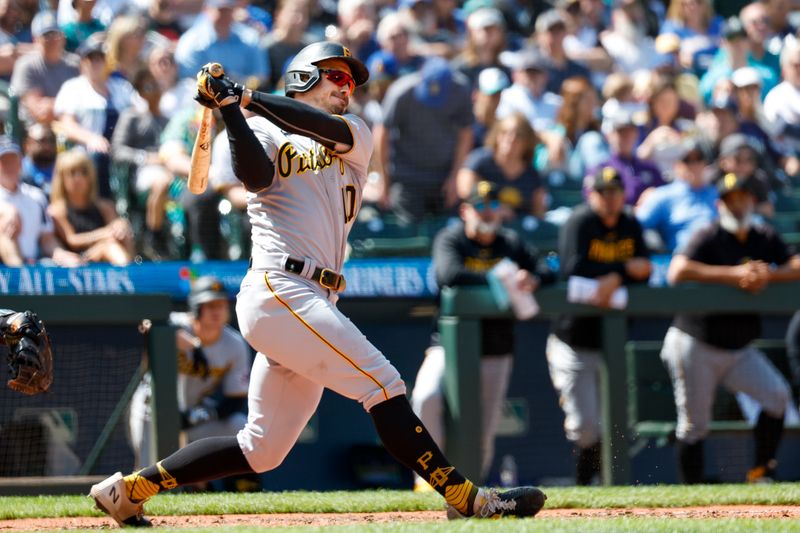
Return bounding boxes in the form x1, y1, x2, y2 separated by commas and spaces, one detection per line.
249, 256, 346, 292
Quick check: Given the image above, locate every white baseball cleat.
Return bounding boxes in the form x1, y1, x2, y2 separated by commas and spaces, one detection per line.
447, 486, 547, 519
89, 472, 152, 528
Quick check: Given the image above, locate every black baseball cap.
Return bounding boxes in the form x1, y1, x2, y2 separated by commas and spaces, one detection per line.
719, 133, 761, 158
466, 180, 500, 205
716, 172, 753, 197
588, 166, 624, 192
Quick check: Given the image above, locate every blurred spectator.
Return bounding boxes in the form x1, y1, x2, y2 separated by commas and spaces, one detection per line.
764, 40, 800, 172
637, 75, 697, 176
432, 0, 464, 48
762, 0, 796, 52
636, 137, 718, 253
739, 1, 780, 79
262, 0, 314, 90
457, 113, 546, 219
664, 173, 799, 484
56, 0, 133, 27
159, 106, 225, 260
175, 0, 268, 84
129, 276, 250, 470
20, 123, 57, 196
537, 75, 603, 184
700, 16, 778, 105
533, 9, 590, 94
587, 103, 664, 206
367, 11, 423, 78
0, 0, 38, 71
111, 66, 172, 260
453, 7, 508, 88
716, 133, 775, 218
331, 0, 378, 61
471, 67, 510, 148
730, 66, 785, 169
495, 48, 562, 132
561, 0, 614, 78
10, 10, 78, 127
147, 44, 194, 120
146, 0, 184, 42
658, 0, 721, 74
61, 0, 106, 53
695, 92, 740, 151
548, 165, 651, 485
660, 0, 723, 41
105, 15, 148, 81
397, 0, 453, 58
48, 149, 134, 265
0, 136, 81, 266
599, 0, 664, 76
53, 35, 136, 199
374, 57, 473, 220
411, 180, 553, 488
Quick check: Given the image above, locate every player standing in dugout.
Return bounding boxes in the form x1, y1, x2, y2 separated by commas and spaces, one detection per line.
89, 42, 546, 526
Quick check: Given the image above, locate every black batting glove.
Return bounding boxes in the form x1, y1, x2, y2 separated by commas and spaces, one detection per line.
196, 63, 244, 108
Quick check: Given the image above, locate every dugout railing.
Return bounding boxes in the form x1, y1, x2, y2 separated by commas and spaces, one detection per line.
439, 282, 800, 485
0, 295, 176, 495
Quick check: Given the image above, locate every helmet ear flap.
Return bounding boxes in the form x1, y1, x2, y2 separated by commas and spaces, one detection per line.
285, 66, 322, 96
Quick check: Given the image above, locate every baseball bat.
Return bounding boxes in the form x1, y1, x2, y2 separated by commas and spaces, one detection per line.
187, 63, 225, 195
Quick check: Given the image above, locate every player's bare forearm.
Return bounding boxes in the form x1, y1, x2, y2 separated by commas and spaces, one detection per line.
667, 255, 741, 286
243, 89, 353, 151
768, 255, 800, 282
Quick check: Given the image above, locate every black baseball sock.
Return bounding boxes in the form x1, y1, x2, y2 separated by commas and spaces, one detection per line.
675, 439, 704, 484
754, 411, 784, 472
124, 436, 254, 501
575, 442, 601, 486
370, 395, 478, 516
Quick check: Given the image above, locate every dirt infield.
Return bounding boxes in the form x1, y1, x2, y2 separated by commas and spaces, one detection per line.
1, 506, 799, 529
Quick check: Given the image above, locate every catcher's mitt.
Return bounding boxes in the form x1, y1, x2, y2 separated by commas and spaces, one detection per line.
5, 311, 53, 395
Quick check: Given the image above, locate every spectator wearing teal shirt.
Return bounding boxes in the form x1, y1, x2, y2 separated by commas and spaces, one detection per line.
699, 16, 779, 105
175, 0, 268, 85
61, 0, 105, 53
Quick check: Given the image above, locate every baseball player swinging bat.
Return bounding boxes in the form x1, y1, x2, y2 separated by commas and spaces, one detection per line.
188, 63, 225, 195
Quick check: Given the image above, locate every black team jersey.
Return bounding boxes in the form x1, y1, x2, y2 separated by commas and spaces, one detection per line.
673, 222, 791, 350
432, 222, 556, 356
553, 204, 650, 350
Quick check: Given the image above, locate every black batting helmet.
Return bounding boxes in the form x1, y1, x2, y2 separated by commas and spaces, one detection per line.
188, 276, 228, 315
283, 41, 369, 97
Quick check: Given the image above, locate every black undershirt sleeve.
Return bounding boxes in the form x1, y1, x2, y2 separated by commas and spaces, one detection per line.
219, 105, 274, 192
244, 91, 353, 150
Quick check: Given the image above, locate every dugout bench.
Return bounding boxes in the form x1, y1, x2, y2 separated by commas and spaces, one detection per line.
439, 283, 800, 485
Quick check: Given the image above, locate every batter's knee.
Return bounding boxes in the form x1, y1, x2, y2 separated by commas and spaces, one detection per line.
361, 368, 406, 412
236, 424, 294, 474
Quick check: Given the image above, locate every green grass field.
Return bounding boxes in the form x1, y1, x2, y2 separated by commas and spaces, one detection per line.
2, 484, 799, 532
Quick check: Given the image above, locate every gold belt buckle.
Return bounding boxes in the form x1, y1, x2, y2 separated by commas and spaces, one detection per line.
319, 268, 345, 292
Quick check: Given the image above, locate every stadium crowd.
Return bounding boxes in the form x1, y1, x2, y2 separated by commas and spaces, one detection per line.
0, 0, 794, 265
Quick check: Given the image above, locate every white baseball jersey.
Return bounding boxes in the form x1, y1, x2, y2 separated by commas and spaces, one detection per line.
244, 113, 373, 271
169, 312, 250, 411
234, 111, 405, 474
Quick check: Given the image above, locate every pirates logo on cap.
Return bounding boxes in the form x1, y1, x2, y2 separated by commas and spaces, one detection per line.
724, 172, 737, 190
342, 46, 352, 57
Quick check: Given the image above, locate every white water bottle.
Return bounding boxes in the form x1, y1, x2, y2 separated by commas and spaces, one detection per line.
499, 454, 518, 487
